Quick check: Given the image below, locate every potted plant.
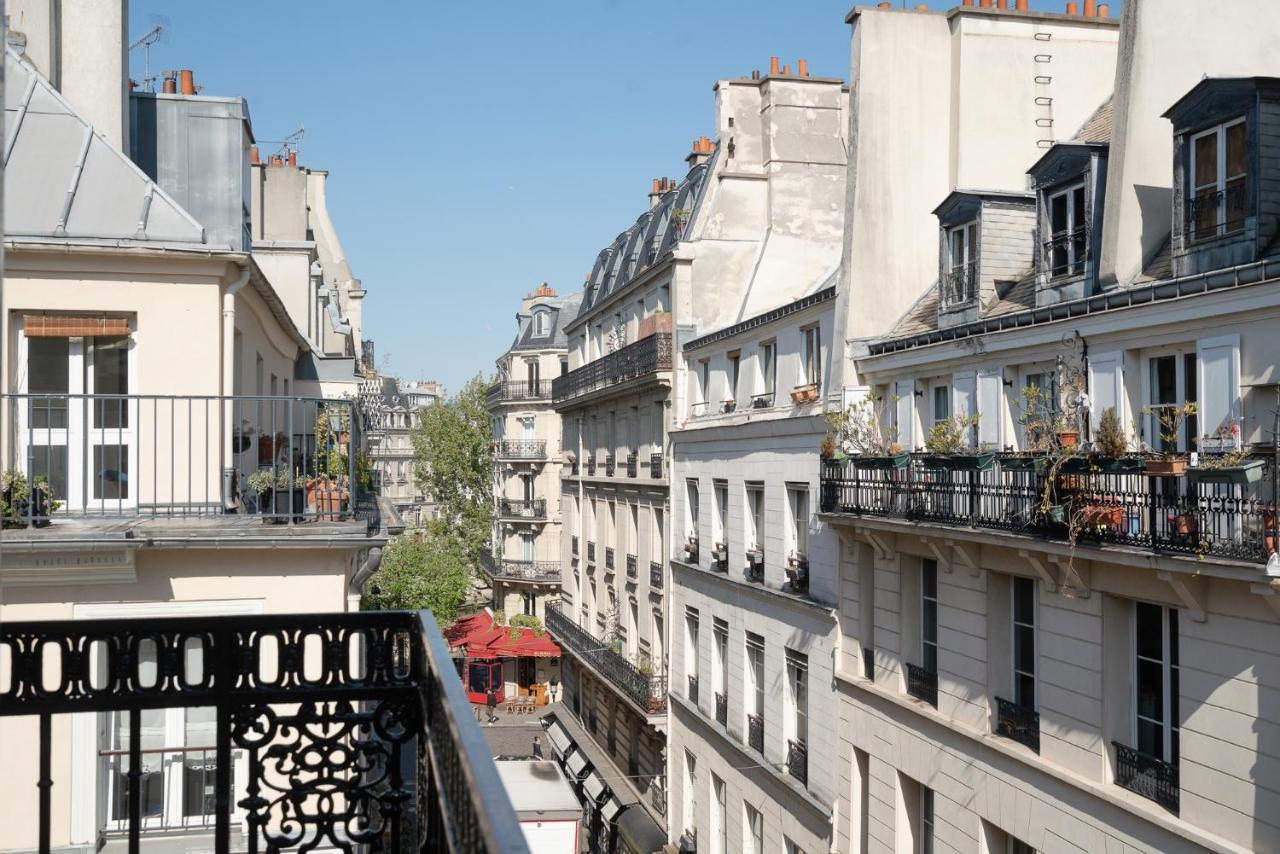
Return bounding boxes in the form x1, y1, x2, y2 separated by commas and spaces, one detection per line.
1088, 406, 1146, 473
790, 383, 819, 404
721, 399, 737, 414
307, 473, 349, 521
1078, 501, 1124, 529
1167, 501, 1200, 538
786, 553, 809, 592
1189, 420, 1263, 485
828, 395, 909, 470
819, 434, 839, 461
683, 535, 700, 563
711, 541, 728, 565
744, 548, 764, 582
921, 414, 992, 470
248, 467, 306, 523
1142, 402, 1197, 477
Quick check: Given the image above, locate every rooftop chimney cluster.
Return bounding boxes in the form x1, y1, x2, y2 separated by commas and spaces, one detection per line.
159, 69, 199, 95
955, 0, 1108, 14
531, 283, 557, 299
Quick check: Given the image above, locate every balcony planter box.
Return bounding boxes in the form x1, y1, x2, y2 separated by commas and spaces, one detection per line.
721, 400, 737, 414
1168, 511, 1199, 537
683, 539, 700, 562
1000, 454, 1047, 473
751, 395, 772, 410
263, 487, 306, 523
1079, 503, 1124, 529
786, 556, 809, 592
851, 452, 911, 471
1147, 458, 1188, 478
920, 452, 995, 472
1093, 456, 1147, 474
1187, 458, 1264, 486
790, 384, 819, 404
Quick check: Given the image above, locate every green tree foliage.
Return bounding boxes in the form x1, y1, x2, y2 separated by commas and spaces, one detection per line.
411, 374, 494, 565
365, 522, 472, 621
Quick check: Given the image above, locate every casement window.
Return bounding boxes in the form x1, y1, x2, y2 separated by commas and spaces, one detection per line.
787, 484, 809, 557
931, 384, 951, 427
682, 751, 698, 836
685, 607, 700, 685
785, 649, 808, 750
713, 618, 728, 704
1046, 182, 1087, 278
1135, 603, 1179, 765
745, 483, 765, 552
920, 786, 936, 854
728, 351, 741, 404
945, 222, 977, 304
711, 774, 727, 854
686, 479, 700, 541
652, 507, 664, 562
1146, 352, 1198, 453
713, 480, 728, 546
629, 503, 639, 557
785, 840, 805, 854
746, 632, 765, 726
1189, 117, 1247, 241
802, 326, 822, 389
1012, 577, 1037, 710
922, 559, 939, 674
745, 803, 764, 854
698, 359, 711, 405
759, 341, 777, 399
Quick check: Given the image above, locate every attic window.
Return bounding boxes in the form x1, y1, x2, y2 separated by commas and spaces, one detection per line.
1189, 117, 1247, 242
1045, 183, 1087, 278
534, 310, 551, 337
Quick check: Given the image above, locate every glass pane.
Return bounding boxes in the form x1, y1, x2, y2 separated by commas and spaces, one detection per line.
1194, 132, 1218, 187
1015, 673, 1036, 709
1194, 187, 1218, 238
922, 601, 937, 645
1014, 625, 1036, 674
1225, 122, 1247, 177
183, 707, 217, 819
1226, 175, 1247, 229
93, 335, 129, 395
922, 643, 937, 673
1013, 578, 1034, 623
1137, 717, 1162, 758
922, 561, 937, 598
111, 708, 167, 820
1050, 193, 1068, 235
1137, 659, 1164, 722
28, 337, 70, 429
92, 445, 129, 500
1136, 602, 1164, 660
29, 445, 68, 507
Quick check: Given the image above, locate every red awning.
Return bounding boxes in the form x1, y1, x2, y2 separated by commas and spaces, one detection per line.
447, 612, 562, 659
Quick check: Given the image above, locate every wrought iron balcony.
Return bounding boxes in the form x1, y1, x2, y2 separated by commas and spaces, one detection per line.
497, 498, 547, 520
940, 259, 977, 308
486, 380, 553, 405
551, 333, 673, 405
572, 535, 579, 556
650, 452, 664, 479
626, 452, 638, 478
744, 550, 764, 583
750, 391, 775, 409
0, 610, 529, 854
687, 674, 699, 705
711, 542, 728, 572
862, 646, 875, 681
820, 454, 1278, 566
650, 560, 664, 589
1113, 742, 1179, 813
494, 440, 547, 460
479, 553, 561, 583
715, 691, 727, 725
786, 738, 808, 786
604, 455, 616, 477
1, 394, 364, 525
1187, 182, 1248, 243
1042, 225, 1090, 279
546, 603, 667, 715
586, 456, 596, 476
747, 713, 764, 753
605, 547, 616, 571
587, 541, 596, 563
906, 663, 938, 707
626, 553, 638, 579
995, 696, 1040, 753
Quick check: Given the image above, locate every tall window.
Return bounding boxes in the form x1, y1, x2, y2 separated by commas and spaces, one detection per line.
682, 751, 697, 836
946, 222, 977, 304
1135, 603, 1179, 765
759, 341, 777, 400
746, 632, 765, 737
787, 484, 809, 557
685, 607, 700, 699
534, 310, 550, 336
922, 559, 938, 674
931, 384, 950, 427
744, 803, 764, 854
711, 773, 727, 854
713, 618, 728, 705
919, 786, 935, 854
786, 649, 808, 749
1146, 353, 1198, 453
1012, 577, 1036, 710
713, 481, 728, 546
728, 352, 741, 404
1190, 117, 1247, 241
629, 503, 639, 557
802, 326, 822, 389
1046, 182, 1087, 278
698, 359, 711, 405
746, 483, 765, 552
629, 599, 639, 657
686, 479, 700, 541
652, 507, 664, 563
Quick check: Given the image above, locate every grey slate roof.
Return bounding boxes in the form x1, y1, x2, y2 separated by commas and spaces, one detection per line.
4, 45, 206, 245
508, 290, 584, 353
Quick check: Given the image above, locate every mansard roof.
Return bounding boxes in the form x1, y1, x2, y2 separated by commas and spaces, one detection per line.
508, 289, 584, 353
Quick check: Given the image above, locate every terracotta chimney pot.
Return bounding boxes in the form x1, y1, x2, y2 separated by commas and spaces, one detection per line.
162, 76, 177, 94
962, 0, 974, 6
798, 59, 809, 77
1065, 1, 1078, 13
915, 3, 929, 8
1083, 0, 1096, 15
1016, 0, 1028, 8
770, 56, 780, 75
877, 1, 891, 7
1097, 3, 1109, 15
979, 0, 992, 8
996, 0, 1007, 8
287, 150, 297, 167
178, 69, 195, 95
250, 145, 260, 165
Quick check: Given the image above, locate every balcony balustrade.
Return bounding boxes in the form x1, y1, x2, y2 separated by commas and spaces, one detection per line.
0, 610, 529, 854
572, 535, 579, 556
995, 697, 1041, 753
750, 391, 775, 410
604, 547, 616, 572
715, 691, 727, 726
479, 554, 561, 583
1042, 225, 1090, 279
820, 454, 1278, 566
626, 452, 638, 478
941, 259, 977, 307
551, 333, 673, 405
650, 560, 664, 589
494, 440, 547, 460
626, 553, 638, 579
497, 498, 547, 520
1113, 742, 1179, 812
486, 380, 553, 404
0, 394, 366, 525
546, 604, 667, 715
747, 713, 764, 753
906, 663, 938, 707
650, 452, 664, 479
786, 739, 808, 786
604, 455, 616, 477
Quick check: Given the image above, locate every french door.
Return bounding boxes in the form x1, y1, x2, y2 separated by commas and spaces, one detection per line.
103, 706, 223, 831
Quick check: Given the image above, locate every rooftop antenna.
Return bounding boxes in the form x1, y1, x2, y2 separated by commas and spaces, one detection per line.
256, 126, 306, 159
128, 15, 170, 93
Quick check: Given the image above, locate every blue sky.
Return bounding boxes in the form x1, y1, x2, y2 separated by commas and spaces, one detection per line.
128, 0, 1118, 394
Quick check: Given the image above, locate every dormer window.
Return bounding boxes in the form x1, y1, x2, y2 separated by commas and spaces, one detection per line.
1045, 182, 1087, 278
943, 223, 977, 307
1188, 117, 1247, 242
534, 309, 551, 337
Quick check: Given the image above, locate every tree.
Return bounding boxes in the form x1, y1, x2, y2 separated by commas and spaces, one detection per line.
411, 374, 494, 565
365, 522, 473, 621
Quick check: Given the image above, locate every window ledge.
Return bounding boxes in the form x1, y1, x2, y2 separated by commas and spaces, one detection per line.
669, 558, 836, 614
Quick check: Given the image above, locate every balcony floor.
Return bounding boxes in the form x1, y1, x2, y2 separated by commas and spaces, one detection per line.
0, 513, 374, 547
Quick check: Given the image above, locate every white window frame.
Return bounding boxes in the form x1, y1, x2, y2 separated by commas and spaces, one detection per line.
786, 483, 809, 558
759, 340, 777, 399
921, 559, 938, 674
745, 483, 765, 552
1045, 181, 1087, 278
1012, 576, 1037, 710
801, 325, 822, 389
1189, 116, 1247, 241
1132, 602, 1180, 764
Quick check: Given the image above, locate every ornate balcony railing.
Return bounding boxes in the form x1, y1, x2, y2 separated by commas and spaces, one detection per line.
604, 455, 616, 477
687, 674, 699, 705
750, 391, 775, 410
551, 333, 673, 405
1042, 225, 1090, 279
820, 454, 1278, 566
650, 452, 664, 479
605, 547, 616, 571
494, 440, 547, 460
1187, 181, 1248, 242
715, 691, 727, 726
786, 738, 808, 786
747, 713, 764, 753
995, 697, 1040, 753
1113, 742, 1179, 813
486, 380, 553, 405
586, 455, 596, 476
497, 498, 547, 520
862, 646, 875, 681
0, 610, 530, 854
906, 663, 938, 707
587, 541, 596, 563
572, 535, 579, 556
546, 604, 667, 715
650, 561, 664, 589
479, 554, 561, 583
940, 259, 977, 308
626, 553, 638, 579
626, 452, 638, 478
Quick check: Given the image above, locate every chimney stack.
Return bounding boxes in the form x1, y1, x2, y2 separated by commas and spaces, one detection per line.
877, 1, 891, 7
996, 0, 1008, 8
1016, 0, 1028, 9
1065, 1, 1078, 13
1097, 3, 1109, 16
686, 136, 714, 167
649, 178, 664, 209
769, 56, 780, 76
250, 146, 260, 165
1083, 0, 1096, 16
962, 0, 974, 6
162, 75, 177, 94
178, 69, 196, 95
797, 59, 808, 78
287, 150, 297, 168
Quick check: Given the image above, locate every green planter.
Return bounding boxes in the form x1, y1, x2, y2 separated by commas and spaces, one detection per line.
1188, 459, 1265, 486
1092, 456, 1147, 474
851, 452, 911, 471
1056, 456, 1093, 475
1045, 504, 1068, 525
921, 452, 994, 472
1000, 455, 1047, 473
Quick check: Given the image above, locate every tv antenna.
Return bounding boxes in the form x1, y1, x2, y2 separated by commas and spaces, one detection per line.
258, 126, 306, 159
129, 14, 170, 92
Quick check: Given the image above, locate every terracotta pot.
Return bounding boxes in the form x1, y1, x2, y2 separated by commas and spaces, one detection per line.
1081, 504, 1124, 528
1168, 512, 1198, 536
1147, 458, 1188, 478
1057, 431, 1079, 448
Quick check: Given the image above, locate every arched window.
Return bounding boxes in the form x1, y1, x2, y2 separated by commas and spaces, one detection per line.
534, 310, 551, 337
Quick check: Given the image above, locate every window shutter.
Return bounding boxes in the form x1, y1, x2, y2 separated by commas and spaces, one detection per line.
952, 371, 977, 420
977, 368, 1004, 448
1087, 351, 1124, 433
895, 380, 916, 450
1197, 334, 1241, 441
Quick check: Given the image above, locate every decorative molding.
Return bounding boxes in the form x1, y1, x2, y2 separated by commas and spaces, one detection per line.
1018, 549, 1058, 593
0, 550, 136, 586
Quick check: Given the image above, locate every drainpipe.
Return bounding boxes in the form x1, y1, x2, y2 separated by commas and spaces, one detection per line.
350, 545, 384, 595
222, 267, 251, 507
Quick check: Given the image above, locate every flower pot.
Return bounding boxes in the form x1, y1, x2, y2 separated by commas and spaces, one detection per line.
1168, 512, 1199, 536
263, 487, 306, 523
1266, 507, 1278, 556
306, 478, 348, 521
1057, 431, 1079, 448
1147, 458, 1188, 478
790, 385, 818, 404
852, 452, 911, 471
1080, 504, 1124, 528
1045, 504, 1068, 525
1187, 459, 1265, 486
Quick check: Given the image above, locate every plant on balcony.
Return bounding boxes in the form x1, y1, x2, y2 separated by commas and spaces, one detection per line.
683, 535, 699, 562
826, 395, 907, 469
1190, 420, 1264, 485
921, 414, 992, 470
248, 467, 307, 523
1167, 500, 1200, 538
1, 470, 53, 528
1141, 402, 1197, 477
790, 383, 819, 404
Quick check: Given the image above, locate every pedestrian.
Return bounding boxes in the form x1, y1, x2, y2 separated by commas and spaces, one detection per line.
531, 734, 543, 759
486, 688, 498, 724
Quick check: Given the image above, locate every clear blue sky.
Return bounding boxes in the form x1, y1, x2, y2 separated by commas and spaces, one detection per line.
128, 0, 1118, 395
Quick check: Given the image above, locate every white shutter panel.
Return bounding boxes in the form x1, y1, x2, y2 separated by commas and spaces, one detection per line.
977, 368, 1004, 449
895, 380, 916, 450
1087, 351, 1124, 433
1197, 334, 1240, 442
952, 371, 977, 419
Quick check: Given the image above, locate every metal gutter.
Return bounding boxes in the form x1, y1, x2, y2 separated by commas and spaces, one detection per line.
684, 286, 837, 352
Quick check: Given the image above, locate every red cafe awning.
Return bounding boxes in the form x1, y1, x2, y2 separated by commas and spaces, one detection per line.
446, 612, 561, 660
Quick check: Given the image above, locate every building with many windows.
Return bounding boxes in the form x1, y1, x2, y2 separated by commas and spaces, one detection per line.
362, 375, 441, 526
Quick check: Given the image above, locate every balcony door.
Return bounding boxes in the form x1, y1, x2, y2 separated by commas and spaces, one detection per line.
17, 328, 136, 513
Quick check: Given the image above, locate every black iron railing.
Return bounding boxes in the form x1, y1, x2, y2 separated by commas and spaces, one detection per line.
650, 452, 664, 479
1113, 742, 1179, 812
479, 554, 561, 583
486, 380, 553, 404
995, 697, 1040, 753
906, 663, 938, 707
546, 604, 667, 715
1187, 182, 1248, 243
551, 333, 673, 404
747, 713, 764, 753
626, 554, 638, 579
711, 543, 728, 572
715, 691, 727, 726
750, 392, 775, 409
1, 394, 360, 524
604, 455, 616, 477
862, 646, 875, 681
744, 551, 764, 583
586, 456, 596, 476
497, 498, 546, 520
941, 260, 977, 308
0, 611, 530, 854
820, 454, 1278, 566
587, 541, 596, 563
786, 739, 808, 786
1042, 225, 1090, 279
687, 674, 699, 705
572, 535, 579, 556
494, 440, 547, 460
605, 547, 615, 571
650, 561, 664, 589
626, 452, 638, 478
